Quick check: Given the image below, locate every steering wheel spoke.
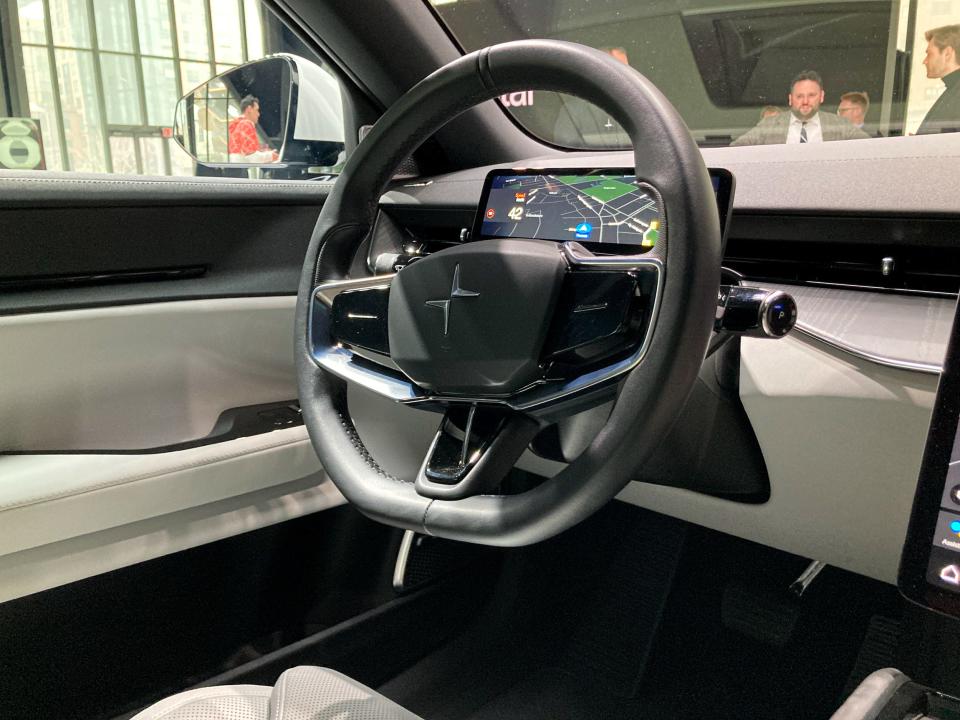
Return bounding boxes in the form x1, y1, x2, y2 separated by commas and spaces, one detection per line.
415, 405, 541, 500
309, 240, 663, 414
538, 242, 662, 386
310, 273, 425, 402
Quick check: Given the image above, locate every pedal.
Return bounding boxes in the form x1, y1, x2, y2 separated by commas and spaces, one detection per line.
722, 582, 800, 647
841, 614, 902, 700
790, 559, 827, 597
393, 531, 482, 593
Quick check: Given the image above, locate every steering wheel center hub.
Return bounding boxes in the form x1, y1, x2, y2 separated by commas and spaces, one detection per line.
387, 239, 566, 396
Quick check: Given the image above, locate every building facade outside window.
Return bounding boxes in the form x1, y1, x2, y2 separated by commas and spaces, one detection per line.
0, 0, 330, 175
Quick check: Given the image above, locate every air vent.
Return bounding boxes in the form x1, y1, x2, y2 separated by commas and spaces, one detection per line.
724, 238, 960, 296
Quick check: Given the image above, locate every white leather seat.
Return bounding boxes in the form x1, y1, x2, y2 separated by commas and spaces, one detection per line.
830, 668, 913, 720
131, 666, 422, 720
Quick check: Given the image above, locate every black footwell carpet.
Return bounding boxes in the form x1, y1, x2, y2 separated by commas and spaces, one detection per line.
378, 502, 900, 720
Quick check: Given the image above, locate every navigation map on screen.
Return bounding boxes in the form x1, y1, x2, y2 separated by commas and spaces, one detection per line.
478, 174, 661, 248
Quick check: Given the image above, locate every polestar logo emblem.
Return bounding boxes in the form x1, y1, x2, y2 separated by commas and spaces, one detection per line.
425, 264, 479, 336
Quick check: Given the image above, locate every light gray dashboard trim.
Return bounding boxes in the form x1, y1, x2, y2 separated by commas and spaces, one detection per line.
793, 325, 942, 375
617, 333, 939, 584
762, 282, 953, 376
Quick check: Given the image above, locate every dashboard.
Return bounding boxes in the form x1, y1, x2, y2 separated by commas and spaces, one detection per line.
363, 136, 960, 585
3, 137, 958, 594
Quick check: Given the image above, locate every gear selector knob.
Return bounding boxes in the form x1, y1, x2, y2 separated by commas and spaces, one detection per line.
716, 286, 797, 338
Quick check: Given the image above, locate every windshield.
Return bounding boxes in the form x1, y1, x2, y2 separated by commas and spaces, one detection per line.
428, 0, 960, 149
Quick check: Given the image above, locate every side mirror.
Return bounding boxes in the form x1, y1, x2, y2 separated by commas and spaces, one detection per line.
173, 54, 345, 170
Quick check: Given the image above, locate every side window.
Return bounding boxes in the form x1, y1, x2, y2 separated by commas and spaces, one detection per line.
0, 0, 347, 179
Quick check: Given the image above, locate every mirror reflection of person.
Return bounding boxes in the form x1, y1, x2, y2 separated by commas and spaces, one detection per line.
917, 25, 960, 135
731, 70, 869, 146
228, 95, 279, 162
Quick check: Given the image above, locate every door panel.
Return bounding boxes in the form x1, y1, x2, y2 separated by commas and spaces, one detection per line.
1, 297, 299, 451
0, 173, 330, 314
0, 173, 333, 596
0, 439, 339, 602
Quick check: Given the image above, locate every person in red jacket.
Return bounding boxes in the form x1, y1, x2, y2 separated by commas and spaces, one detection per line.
228, 95, 278, 160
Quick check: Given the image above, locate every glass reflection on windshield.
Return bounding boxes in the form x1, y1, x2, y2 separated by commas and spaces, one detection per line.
430, 0, 960, 149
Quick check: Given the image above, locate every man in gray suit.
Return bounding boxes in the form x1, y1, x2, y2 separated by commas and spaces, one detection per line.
731, 70, 870, 146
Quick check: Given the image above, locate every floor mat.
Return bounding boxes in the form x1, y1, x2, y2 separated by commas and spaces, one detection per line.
461, 667, 630, 720
377, 502, 900, 720
378, 502, 686, 718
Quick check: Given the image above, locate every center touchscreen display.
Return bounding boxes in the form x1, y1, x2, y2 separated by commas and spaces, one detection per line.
901, 301, 960, 617
473, 168, 731, 254
925, 437, 960, 591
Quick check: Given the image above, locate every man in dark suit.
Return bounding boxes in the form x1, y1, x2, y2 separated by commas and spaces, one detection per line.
917, 25, 960, 135
731, 70, 870, 146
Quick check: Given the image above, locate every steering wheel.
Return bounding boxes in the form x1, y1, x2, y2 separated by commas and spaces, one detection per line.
295, 40, 720, 546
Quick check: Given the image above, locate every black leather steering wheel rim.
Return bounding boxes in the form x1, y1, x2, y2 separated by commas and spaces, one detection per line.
295, 40, 721, 546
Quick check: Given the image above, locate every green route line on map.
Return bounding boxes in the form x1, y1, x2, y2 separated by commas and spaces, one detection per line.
552, 176, 635, 203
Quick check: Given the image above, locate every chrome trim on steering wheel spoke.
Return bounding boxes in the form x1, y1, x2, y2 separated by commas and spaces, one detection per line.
309, 274, 424, 403
314, 274, 396, 307
511, 248, 664, 411
562, 241, 660, 269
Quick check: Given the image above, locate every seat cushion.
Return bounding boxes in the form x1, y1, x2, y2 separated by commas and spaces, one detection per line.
829, 668, 911, 720
131, 666, 423, 720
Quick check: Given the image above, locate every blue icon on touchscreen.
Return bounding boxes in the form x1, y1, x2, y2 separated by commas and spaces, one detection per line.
575, 222, 592, 239
951, 520, 960, 534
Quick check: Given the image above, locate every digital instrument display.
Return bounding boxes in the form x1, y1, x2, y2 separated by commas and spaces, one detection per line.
480, 173, 660, 248
901, 302, 960, 617
473, 168, 733, 255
